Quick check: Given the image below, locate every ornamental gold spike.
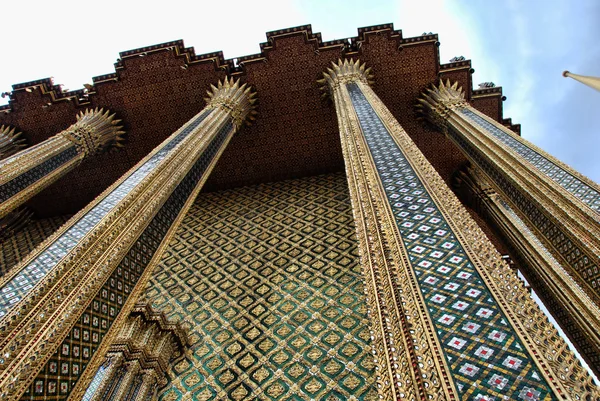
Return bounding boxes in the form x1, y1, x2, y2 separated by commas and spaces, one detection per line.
205, 77, 257, 128
65, 107, 126, 155
318, 59, 374, 99
0, 125, 26, 160
416, 79, 468, 131
0, 108, 126, 220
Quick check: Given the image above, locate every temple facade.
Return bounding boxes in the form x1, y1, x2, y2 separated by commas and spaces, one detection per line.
0, 24, 599, 401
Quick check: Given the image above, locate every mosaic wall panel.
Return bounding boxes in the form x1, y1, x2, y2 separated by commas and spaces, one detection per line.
460, 109, 600, 212
0, 146, 78, 203
446, 125, 599, 291
347, 82, 554, 400
145, 173, 377, 401
0, 109, 213, 318
0, 215, 70, 275
23, 117, 232, 400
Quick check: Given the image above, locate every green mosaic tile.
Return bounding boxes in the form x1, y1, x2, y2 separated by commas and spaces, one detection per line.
146, 173, 377, 400
347, 82, 555, 401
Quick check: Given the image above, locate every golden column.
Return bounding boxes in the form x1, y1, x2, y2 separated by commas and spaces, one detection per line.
417, 81, 600, 330
0, 109, 125, 220
454, 164, 600, 375
321, 60, 598, 400
0, 78, 256, 400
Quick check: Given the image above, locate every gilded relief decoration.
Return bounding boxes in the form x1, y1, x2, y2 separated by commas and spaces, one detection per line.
0, 79, 255, 400
0, 108, 125, 220
0, 125, 26, 160
81, 303, 187, 401
417, 81, 600, 311
454, 165, 600, 376
145, 173, 377, 401
325, 60, 599, 400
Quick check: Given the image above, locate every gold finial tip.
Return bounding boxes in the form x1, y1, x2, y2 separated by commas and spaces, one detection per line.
562, 70, 570, 78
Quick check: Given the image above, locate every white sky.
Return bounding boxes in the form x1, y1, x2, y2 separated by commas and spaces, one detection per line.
1, 0, 599, 384
2, 1, 597, 186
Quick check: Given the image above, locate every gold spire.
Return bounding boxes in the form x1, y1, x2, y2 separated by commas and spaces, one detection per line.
205, 77, 257, 129
563, 70, 600, 92
0, 125, 26, 160
62, 108, 126, 155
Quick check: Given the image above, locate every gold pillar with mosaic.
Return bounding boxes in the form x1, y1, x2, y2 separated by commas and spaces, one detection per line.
0, 78, 256, 400
320, 59, 599, 400
417, 81, 600, 310
453, 164, 600, 376
0, 109, 125, 219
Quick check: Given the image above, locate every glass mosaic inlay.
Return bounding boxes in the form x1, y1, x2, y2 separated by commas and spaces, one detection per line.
25, 117, 234, 400
446, 125, 598, 290
0, 145, 79, 203
145, 173, 377, 401
347, 83, 555, 400
460, 108, 600, 213
0, 109, 213, 318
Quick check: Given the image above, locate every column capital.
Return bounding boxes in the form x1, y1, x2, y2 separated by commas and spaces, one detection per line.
205, 77, 257, 129
416, 79, 469, 132
61, 108, 125, 156
0, 125, 26, 160
318, 59, 374, 96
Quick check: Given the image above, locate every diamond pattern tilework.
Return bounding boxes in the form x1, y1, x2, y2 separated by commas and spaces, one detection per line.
346, 83, 555, 401
460, 108, 600, 213
145, 173, 377, 401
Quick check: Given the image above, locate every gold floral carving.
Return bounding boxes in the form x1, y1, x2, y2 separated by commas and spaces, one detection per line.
61, 108, 126, 156
0, 108, 125, 219
205, 77, 258, 129
0, 79, 255, 400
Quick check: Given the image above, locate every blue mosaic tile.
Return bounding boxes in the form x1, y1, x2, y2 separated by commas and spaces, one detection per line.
346, 83, 555, 400
0, 145, 79, 202
460, 109, 600, 213
0, 109, 213, 317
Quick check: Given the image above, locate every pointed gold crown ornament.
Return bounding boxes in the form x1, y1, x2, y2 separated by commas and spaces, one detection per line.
318, 59, 374, 98
62, 108, 126, 156
205, 77, 258, 129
